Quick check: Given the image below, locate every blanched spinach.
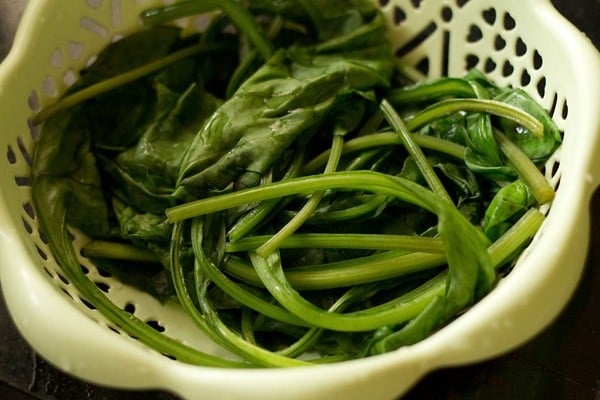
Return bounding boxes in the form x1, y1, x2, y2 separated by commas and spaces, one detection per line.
174, 4, 393, 199
31, 0, 560, 367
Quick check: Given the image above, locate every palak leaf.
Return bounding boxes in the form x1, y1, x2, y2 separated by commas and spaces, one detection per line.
483, 179, 536, 241
174, 5, 393, 200
31, 111, 110, 238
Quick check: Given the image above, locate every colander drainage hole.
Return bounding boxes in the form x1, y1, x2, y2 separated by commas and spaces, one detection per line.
482, 8, 496, 25
124, 303, 136, 314
146, 320, 165, 333
94, 281, 110, 293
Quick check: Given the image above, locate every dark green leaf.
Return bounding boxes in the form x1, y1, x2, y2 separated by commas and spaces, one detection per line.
493, 88, 562, 162
483, 179, 536, 241
32, 111, 110, 237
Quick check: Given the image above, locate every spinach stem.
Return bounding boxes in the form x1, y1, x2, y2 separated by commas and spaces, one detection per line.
248, 250, 436, 331
493, 129, 555, 204
240, 309, 257, 345
277, 283, 385, 358
225, 251, 446, 291
381, 99, 454, 204
238, 207, 543, 330
303, 132, 465, 174
358, 109, 385, 137
83, 240, 158, 263
141, 0, 274, 60
140, 0, 222, 25
255, 134, 345, 257
227, 151, 305, 242
32, 42, 232, 124
225, 233, 445, 253
165, 171, 428, 223
220, 0, 274, 60
32, 179, 245, 367
196, 276, 310, 367
226, 16, 284, 98
405, 98, 544, 137
190, 218, 311, 366
192, 219, 310, 327
169, 221, 242, 356
487, 208, 545, 267
388, 78, 476, 105
304, 194, 388, 224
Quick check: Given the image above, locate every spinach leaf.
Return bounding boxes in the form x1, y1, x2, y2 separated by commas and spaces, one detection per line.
483, 179, 536, 241
75, 26, 186, 150
30, 0, 558, 365
103, 82, 221, 213
174, 5, 393, 200
31, 110, 110, 238
112, 197, 171, 243
493, 89, 562, 162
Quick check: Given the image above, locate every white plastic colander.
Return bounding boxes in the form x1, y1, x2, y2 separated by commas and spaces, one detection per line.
1, 1, 599, 399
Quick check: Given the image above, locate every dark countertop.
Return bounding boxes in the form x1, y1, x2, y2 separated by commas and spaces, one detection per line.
1, 1, 599, 399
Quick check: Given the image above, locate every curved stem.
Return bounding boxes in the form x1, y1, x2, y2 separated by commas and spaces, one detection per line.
249, 251, 442, 331
388, 78, 476, 105
183, 218, 309, 366
191, 218, 310, 327
303, 133, 465, 175
228, 151, 305, 242
405, 98, 544, 137
493, 129, 555, 204
256, 134, 345, 257
165, 171, 430, 223
381, 99, 453, 204
32, 43, 232, 124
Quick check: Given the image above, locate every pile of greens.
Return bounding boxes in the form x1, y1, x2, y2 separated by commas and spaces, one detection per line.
31, 0, 561, 367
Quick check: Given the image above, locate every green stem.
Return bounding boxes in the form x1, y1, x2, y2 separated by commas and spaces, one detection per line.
141, 0, 273, 61
140, 0, 222, 25
196, 276, 310, 367
240, 308, 257, 345
225, 251, 446, 291
225, 233, 445, 253
255, 134, 345, 257
82, 240, 158, 263
190, 217, 312, 366
357, 109, 385, 137
487, 208, 545, 267
32, 42, 232, 124
277, 283, 386, 359
493, 129, 555, 204
172, 219, 307, 367
169, 221, 247, 359
228, 150, 305, 242
243, 206, 543, 331
32, 179, 244, 367
191, 219, 310, 327
404, 98, 544, 137
249, 251, 440, 331
388, 78, 476, 105
165, 171, 429, 223
220, 0, 274, 60
225, 49, 261, 98
303, 132, 465, 175
381, 99, 454, 204
225, 16, 284, 98
304, 194, 389, 224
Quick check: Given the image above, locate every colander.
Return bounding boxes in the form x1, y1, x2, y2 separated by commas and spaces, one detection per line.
1, 1, 600, 399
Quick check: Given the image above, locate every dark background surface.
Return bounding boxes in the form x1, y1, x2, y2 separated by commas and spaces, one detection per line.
1, 1, 599, 399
